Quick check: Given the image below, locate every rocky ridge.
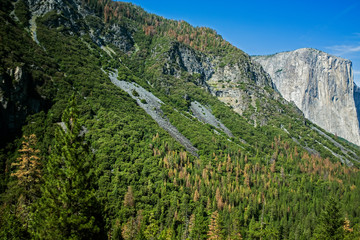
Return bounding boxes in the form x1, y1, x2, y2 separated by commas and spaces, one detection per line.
157, 41, 280, 126
253, 48, 360, 145
24, 0, 134, 52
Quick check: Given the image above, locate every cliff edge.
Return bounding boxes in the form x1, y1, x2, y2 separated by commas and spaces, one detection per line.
253, 48, 360, 145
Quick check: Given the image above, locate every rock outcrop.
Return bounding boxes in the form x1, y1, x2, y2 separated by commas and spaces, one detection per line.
206, 58, 276, 119
253, 48, 360, 145
164, 42, 214, 80
0, 66, 48, 144
25, 0, 134, 53
159, 41, 278, 124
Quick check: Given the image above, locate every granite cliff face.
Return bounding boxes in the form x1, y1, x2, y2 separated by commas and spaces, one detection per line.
163, 42, 214, 86
159, 41, 279, 124
206, 57, 276, 120
253, 48, 360, 145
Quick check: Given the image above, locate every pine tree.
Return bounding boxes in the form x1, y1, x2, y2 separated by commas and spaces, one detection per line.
0, 134, 41, 239
247, 216, 263, 239
144, 213, 159, 240
121, 211, 143, 240
343, 217, 353, 233
193, 189, 200, 202
188, 213, 195, 235
11, 134, 41, 227
31, 95, 103, 239
312, 197, 344, 240
124, 185, 135, 207
208, 211, 222, 240
229, 216, 243, 240
158, 228, 173, 240
343, 217, 359, 240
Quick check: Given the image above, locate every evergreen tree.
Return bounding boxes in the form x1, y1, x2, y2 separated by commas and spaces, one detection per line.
208, 211, 222, 240
0, 134, 41, 239
0, 204, 30, 239
144, 213, 160, 240
124, 185, 135, 207
247, 216, 263, 239
31, 96, 103, 239
312, 197, 344, 240
229, 216, 242, 240
11, 134, 41, 227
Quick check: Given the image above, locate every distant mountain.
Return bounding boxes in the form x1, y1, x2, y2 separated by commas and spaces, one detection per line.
253, 48, 360, 145
1, 1, 360, 239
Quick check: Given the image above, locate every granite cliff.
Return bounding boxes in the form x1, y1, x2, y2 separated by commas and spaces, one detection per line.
158, 41, 282, 126
253, 48, 360, 145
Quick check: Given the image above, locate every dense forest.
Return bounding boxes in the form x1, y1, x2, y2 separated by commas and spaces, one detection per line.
1, 0, 360, 239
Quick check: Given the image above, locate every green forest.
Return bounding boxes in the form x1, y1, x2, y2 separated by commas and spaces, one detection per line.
1, 0, 360, 239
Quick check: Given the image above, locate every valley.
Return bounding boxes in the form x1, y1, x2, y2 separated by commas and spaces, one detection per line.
1, 0, 360, 239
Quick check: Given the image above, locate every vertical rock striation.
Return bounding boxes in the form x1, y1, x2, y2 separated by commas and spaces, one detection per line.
253, 48, 360, 145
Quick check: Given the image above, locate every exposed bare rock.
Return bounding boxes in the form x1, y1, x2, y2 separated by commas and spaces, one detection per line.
159, 42, 276, 125
253, 48, 360, 145
190, 101, 233, 137
311, 126, 359, 165
107, 70, 198, 157
25, 0, 134, 52
0, 66, 48, 142
162, 42, 214, 87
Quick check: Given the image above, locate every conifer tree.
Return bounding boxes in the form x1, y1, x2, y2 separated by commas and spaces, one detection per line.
312, 197, 344, 240
208, 211, 222, 240
247, 216, 263, 239
11, 134, 41, 226
144, 213, 159, 240
121, 212, 143, 240
31, 95, 103, 239
229, 216, 243, 240
343, 217, 356, 240
0, 135, 41, 239
124, 185, 135, 207
193, 189, 200, 202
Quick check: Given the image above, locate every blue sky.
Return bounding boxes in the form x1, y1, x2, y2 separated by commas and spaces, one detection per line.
120, 0, 360, 84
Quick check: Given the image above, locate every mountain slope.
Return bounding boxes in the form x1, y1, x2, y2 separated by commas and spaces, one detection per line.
1, 0, 360, 239
253, 48, 360, 145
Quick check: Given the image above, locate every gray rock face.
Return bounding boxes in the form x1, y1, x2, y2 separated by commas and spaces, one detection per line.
0, 66, 47, 143
25, 0, 134, 53
163, 42, 214, 86
160, 42, 276, 122
253, 48, 360, 145
209, 58, 272, 87
101, 24, 134, 53
353, 84, 360, 127
26, 0, 68, 16
190, 101, 233, 138
206, 59, 275, 117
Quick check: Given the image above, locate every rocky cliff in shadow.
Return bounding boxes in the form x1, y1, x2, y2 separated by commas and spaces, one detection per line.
0, 66, 50, 145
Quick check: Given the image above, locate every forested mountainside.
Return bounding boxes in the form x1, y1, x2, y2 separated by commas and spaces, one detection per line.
1, 0, 360, 239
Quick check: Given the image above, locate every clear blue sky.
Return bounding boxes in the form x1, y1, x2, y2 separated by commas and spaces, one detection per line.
120, 0, 360, 84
